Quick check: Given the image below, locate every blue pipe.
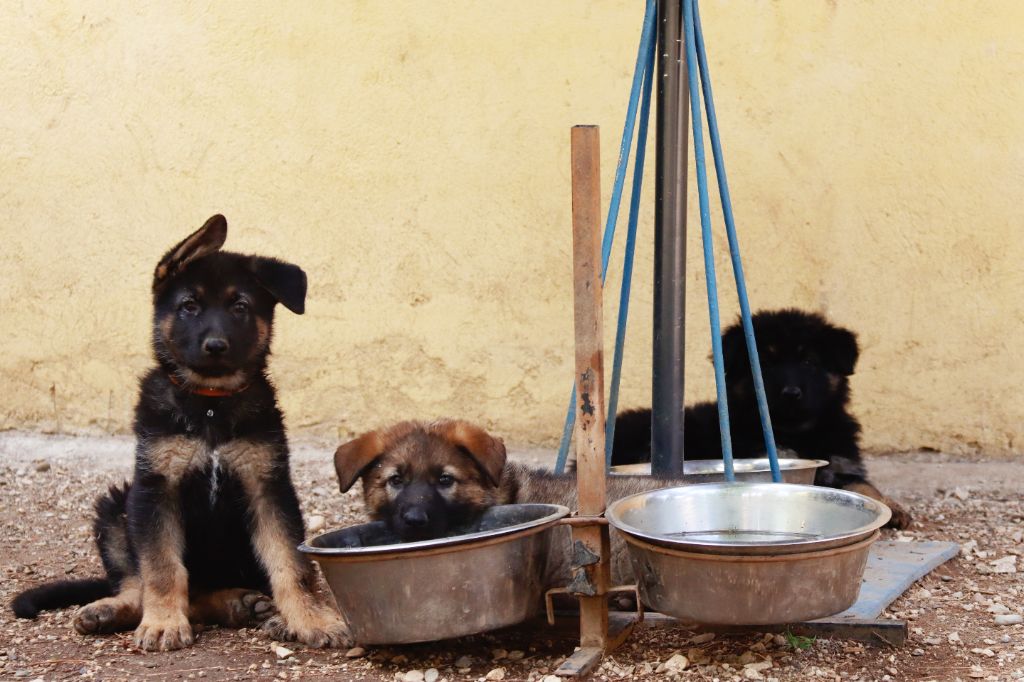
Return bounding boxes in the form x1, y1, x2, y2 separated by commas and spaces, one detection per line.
555, 0, 658, 473
606, 35, 656, 465
692, 0, 782, 482
683, 0, 735, 481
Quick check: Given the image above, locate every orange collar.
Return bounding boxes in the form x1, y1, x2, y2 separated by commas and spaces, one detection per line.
167, 373, 250, 398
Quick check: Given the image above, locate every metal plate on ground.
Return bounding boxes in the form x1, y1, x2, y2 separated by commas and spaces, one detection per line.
817, 539, 960, 621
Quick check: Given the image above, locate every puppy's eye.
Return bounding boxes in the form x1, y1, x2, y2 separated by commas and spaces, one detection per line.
179, 299, 200, 316
437, 473, 456, 488
231, 300, 250, 315
387, 474, 404, 487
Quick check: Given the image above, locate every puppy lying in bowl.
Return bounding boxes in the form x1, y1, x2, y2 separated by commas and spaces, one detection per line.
332, 418, 689, 585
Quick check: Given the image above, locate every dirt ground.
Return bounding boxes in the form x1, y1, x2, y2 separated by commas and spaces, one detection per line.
0, 432, 1021, 682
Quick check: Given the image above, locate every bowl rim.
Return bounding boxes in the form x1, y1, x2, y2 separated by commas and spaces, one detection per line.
605, 482, 892, 554
298, 503, 569, 557
609, 457, 829, 476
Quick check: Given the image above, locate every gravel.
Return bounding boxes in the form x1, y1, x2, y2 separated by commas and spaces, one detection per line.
1, 435, 1022, 681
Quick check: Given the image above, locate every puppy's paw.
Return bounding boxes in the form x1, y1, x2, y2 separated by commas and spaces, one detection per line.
74, 603, 116, 635
73, 600, 140, 635
134, 612, 194, 652
884, 501, 913, 530
261, 606, 351, 649
222, 590, 276, 627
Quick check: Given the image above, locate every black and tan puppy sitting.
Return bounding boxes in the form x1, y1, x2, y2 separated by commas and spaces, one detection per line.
11, 216, 349, 651
333, 419, 690, 585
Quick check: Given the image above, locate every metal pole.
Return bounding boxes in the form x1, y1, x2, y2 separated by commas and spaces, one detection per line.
651, 0, 688, 475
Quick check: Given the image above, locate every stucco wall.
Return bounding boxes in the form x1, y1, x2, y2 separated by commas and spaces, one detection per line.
1, 1, 1021, 454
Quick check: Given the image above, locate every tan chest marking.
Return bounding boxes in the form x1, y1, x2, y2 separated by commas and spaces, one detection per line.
142, 436, 210, 484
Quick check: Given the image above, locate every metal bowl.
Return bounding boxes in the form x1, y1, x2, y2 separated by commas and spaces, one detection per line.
606, 482, 891, 555
622, 530, 879, 624
609, 457, 828, 485
300, 504, 568, 645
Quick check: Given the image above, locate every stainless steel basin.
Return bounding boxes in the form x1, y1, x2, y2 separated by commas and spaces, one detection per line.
299, 504, 568, 645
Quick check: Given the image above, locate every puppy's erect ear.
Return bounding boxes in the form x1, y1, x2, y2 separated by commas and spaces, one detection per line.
334, 431, 388, 493
822, 325, 859, 376
430, 420, 507, 486
249, 256, 307, 315
154, 215, 228, 289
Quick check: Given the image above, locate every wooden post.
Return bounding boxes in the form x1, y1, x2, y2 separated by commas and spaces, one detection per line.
569, 125, 610, 651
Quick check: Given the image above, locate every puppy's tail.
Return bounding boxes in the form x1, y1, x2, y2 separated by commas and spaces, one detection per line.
11, 578, 113, 619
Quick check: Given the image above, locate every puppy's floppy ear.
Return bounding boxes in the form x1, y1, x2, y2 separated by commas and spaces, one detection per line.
154, 215, 228, 289
821, 325, 859, 376
334, 431, 388, 493
430, 419, 506, 486
249, 256, 307, 314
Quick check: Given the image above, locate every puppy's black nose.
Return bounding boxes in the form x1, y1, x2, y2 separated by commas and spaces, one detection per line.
203, 338, 229, 356
781, 386, 802, 401
401, 508, 429, 528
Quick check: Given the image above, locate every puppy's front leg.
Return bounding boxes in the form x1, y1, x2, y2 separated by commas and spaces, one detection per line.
228, 442, 350, 648
131, 484, 193, 651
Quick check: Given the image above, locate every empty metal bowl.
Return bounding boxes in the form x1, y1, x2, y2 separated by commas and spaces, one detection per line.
299, 504, 568, 645
622, 530, 880, 624
606, 482, 891, 555
609, 457, 828, 485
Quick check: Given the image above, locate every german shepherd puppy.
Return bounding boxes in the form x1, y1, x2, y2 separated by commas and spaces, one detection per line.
333, 419, 691, 586
11, 216, 349, 651
610, 309, 911, 529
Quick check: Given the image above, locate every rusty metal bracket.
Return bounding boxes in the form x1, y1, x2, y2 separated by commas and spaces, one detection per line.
545, 584, 644, 627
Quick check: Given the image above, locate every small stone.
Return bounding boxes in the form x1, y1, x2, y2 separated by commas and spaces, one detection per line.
772, 634, 788, 647
485, 667, 506, 680
911, 648, 924, 656
738, 651, 761, 666
970, 648, 995, 657
491, 649, 508, 660
1001, 634, 1011, 643
274, 645, 294, 659
989, 603, 1011, 614
687, 647, 710, 665
745, 661, 772, 672
541, 677, 561, 682
345, 647, 365, 658
690, 632, 716, 645
948, 632, 961, 644
454, 655, 473, 668
663, 653, 689, 672
307, 515, 326, 533
424, 669, 439, 682
995, 614, 1023, 625
33, 461, 50, 473
991, 556, 1018, 574
402, 671, 424, 682
506, 650, 525, 661
392, 655, 408, 664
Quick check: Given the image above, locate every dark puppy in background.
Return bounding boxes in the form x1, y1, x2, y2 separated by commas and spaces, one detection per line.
333, 419, 691, 585
612, 308, 911, 528
12, 216, 349, 651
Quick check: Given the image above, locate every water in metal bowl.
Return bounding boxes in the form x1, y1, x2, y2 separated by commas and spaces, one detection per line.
300, 504, 568, 645
609, 457, 828, 485
606, 482, 891, 555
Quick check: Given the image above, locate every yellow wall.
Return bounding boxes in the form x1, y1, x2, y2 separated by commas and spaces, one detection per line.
1, 1, 1022, 455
